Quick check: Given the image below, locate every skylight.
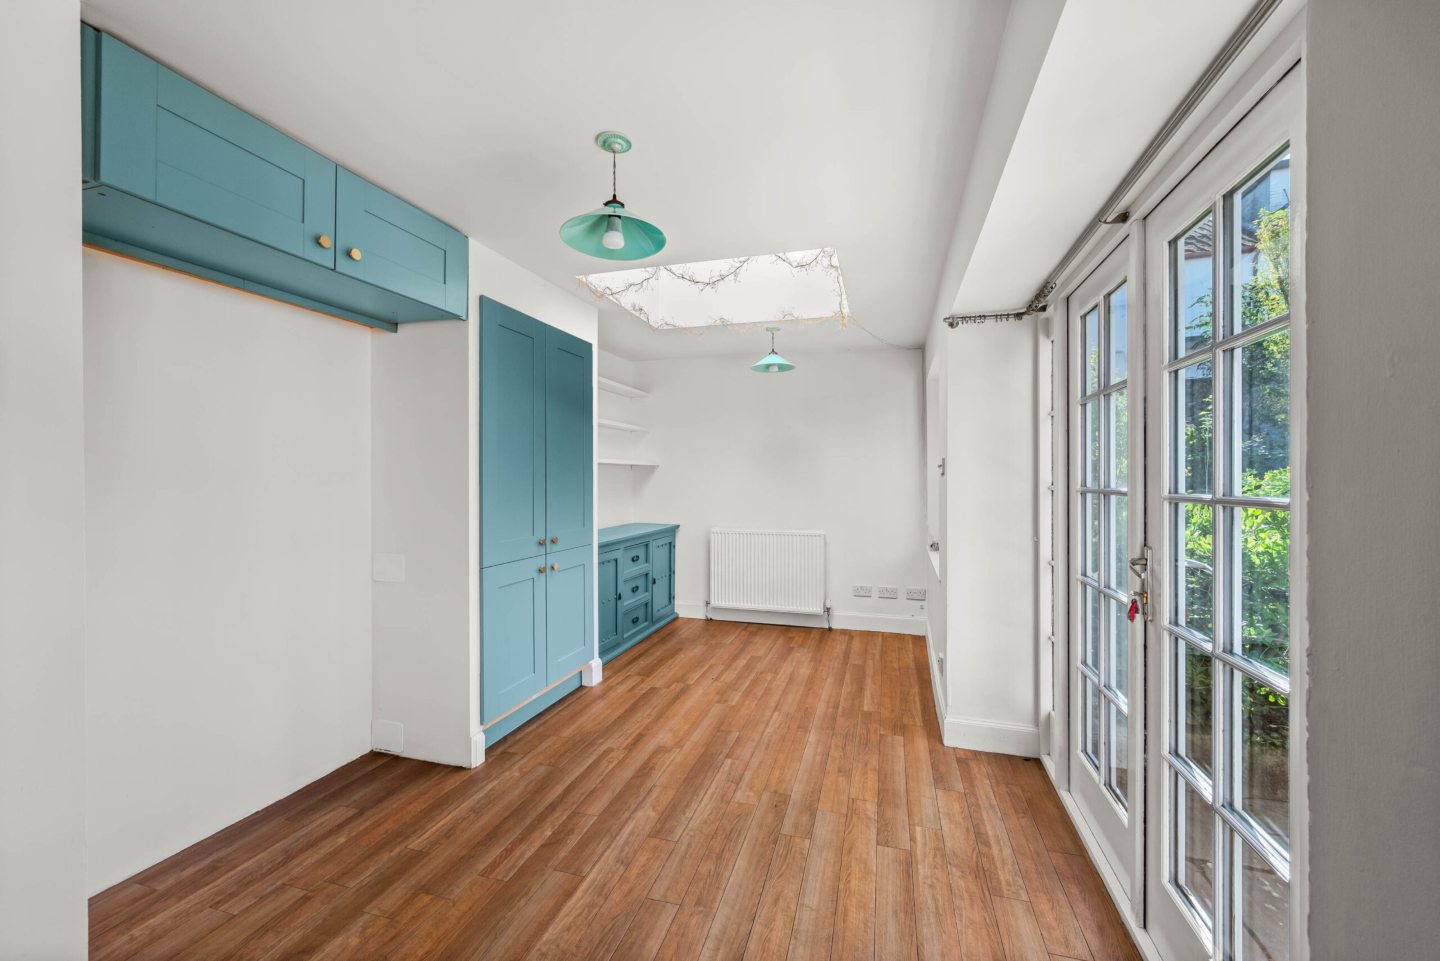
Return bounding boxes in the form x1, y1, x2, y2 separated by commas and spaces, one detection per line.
578, 248, 850, 331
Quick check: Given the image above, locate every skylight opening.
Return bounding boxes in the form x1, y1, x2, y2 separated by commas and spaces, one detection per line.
579, 248, 850, 332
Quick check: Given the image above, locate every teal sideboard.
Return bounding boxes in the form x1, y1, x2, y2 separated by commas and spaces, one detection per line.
80, 25, 467, 331
480, 298, 594, 745
599, 523, 679, 664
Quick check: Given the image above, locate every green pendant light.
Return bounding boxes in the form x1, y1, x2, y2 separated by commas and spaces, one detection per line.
559, 132, 666, 260
751, 326, 796, 373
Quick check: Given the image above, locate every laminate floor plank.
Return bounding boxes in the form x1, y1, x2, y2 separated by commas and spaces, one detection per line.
88, 620, 1139, 961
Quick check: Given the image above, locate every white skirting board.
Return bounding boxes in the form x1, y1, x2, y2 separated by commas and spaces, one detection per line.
940, 715, 1041, 757
674, 603, 925, 636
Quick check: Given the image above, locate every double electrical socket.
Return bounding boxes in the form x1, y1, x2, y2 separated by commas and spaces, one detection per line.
852, 584, 926, 601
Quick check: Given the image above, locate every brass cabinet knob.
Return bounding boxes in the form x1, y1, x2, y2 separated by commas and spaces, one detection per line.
317, 234, 332, 249
348, 247, 362, 261
551, 563, 558, 571
538, 538, 546, 546
550, 536, 559, 544
538, 565, 546, 574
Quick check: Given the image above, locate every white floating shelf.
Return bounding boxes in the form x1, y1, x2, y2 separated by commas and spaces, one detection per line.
598, 458, 659, 468
598, 417, 647, 434
598, 376, 649, 400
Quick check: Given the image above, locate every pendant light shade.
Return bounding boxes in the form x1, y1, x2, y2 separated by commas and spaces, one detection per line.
751, 326, 795, 373
560, 132, 667, 261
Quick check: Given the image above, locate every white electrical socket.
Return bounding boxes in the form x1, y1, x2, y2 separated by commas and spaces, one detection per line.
877, 586, 899, 599
905, 587, 926, 601
852, 585, 873, 597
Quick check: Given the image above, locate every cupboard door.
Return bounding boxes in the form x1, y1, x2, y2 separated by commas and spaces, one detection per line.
650, 535, 675, 618
544, 327, 593, 551
481, 298, 547, 567
481, 557, 546, 724
97, 33, 336, 267
335, 168, 467, 314
598, 550, 621, 656
544, 545, 592, 683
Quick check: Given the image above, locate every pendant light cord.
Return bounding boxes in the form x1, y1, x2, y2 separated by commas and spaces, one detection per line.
611, 151, 618, 203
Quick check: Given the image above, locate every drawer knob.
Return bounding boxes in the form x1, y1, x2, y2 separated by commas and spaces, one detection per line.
348, 247, 363, 261
631, 554, 639, 562
551, 536, 559, 544
317, 234, 332, 249
538, 565, 546, 574
631, 585, 639, 593
551, 563, 558, 571
632, 615, 640, 624
538, 538, 546, 546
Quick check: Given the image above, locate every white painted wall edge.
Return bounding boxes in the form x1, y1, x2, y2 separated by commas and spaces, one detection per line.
941, 715, 1040, 757
1039, 754, 1164, 961
673, 604, 926, 636
924, 620, 947, 731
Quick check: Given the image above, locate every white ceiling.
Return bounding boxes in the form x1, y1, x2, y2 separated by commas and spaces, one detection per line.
80, 0, 1029, 360
80, 0, 1266, 361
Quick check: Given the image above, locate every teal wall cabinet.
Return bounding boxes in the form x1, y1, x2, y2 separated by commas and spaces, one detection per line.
480, 297, 593, 567
598, 523, 679, 664
480, 297, 594, 745
80, 26, 467, 331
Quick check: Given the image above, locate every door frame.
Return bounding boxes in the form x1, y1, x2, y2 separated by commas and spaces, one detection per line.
1039, 12, 1307, 961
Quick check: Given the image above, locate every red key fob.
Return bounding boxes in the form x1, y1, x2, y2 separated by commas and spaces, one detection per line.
1127, 598, 1140, 622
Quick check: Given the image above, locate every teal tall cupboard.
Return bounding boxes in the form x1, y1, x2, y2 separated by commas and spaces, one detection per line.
480, 297, 593, 744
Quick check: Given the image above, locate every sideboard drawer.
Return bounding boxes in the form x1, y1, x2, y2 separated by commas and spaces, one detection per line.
621, 541, 649, 576
622, 601, 652, 641
621, 571, 650, 604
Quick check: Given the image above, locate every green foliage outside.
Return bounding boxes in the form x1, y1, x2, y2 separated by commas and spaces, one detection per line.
1181, 201, 1291, 766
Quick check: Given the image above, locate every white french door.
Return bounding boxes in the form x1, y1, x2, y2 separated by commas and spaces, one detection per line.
1143, 69, 1302, 961
1068, 240, 1142, 901
1064, 64, 1304, 961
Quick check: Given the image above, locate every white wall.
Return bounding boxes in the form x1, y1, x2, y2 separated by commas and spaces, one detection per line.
596, 348, 643, 529
83, 253, 374, 893
926, 319, 1039, 756
0, 0, 89, 952
371, 239, 597, 768
1306, 1, 1440, 954
630, 348, 928, 633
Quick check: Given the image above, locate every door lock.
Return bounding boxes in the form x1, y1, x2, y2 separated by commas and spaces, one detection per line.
1128, 551, 1151, 621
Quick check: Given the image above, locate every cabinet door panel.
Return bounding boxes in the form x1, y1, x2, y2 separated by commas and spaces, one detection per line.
336, 168, 467, 314
545, 545, 592, 683
598, 551, 621, 656
544, 327, 593, 551
481, 558, 546, 724
481, 298, 547, 567
651, 535, 675, 618
98, 34, 336, 266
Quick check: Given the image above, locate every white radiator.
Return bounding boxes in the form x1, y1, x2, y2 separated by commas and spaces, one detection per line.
709, 528, 826, 615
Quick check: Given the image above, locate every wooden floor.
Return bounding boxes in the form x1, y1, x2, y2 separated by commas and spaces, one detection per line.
90, 619, 1141, 961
